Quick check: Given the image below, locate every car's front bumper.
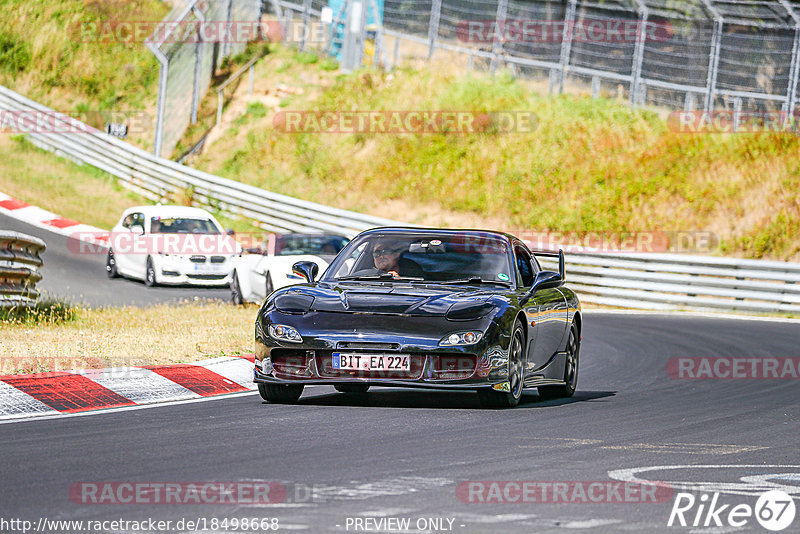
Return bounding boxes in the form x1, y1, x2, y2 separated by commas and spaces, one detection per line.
252, 314, 515, 392
155, 255, 233, 286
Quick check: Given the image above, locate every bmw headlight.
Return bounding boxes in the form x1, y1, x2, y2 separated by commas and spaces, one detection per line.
440, 331, 483, 346
268, 324, 303, 343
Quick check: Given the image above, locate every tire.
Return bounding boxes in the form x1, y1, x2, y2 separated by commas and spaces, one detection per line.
265, 272, 274, 296
334, 384, 370, 394
477, 320, 525, 408
539, 323, 579, 400
106, 249, 119, 279
258, 383, 304, 404
231, 271, 244, 305
144, 256, 157, 287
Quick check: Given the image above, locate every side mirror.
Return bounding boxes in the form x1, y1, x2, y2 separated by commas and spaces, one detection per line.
226, 228, 236, 236
130, 224, 145, 236
531, 270, 562, 292
292, 261, 319, 283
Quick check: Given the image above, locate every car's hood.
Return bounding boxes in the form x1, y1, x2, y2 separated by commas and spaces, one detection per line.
281, 283, 500, 317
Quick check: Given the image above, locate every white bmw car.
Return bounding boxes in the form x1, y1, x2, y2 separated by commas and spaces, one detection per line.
230, 233, 349, 304
106, 205, 239, 287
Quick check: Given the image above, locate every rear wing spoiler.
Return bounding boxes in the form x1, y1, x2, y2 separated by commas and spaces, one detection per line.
531, 249, 565, 282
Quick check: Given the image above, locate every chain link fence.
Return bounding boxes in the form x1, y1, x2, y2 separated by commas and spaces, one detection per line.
147, 0, 262, 159
268, 0, 800, 116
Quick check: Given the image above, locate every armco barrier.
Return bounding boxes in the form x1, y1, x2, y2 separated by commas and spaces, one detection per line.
0, 231, 46, 307
2, 83, 800, 313
0, 86, 399, 237
537, 252, 800, 313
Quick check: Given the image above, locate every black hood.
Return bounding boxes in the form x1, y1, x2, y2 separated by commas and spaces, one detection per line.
278, 283, 497, 317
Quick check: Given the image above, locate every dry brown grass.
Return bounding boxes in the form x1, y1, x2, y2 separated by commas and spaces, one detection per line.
0, 301, 257, 375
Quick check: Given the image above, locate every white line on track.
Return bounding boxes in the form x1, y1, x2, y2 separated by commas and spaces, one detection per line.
0, 390, 260, 426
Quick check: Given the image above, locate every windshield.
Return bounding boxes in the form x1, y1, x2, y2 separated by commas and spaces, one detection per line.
276, 235, 349, 256
322, 232, 513, 285
150, 217, 220, 234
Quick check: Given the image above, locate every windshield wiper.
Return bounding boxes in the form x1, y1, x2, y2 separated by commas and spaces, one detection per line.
436, 277, 512, 287
337, 274, 425, 282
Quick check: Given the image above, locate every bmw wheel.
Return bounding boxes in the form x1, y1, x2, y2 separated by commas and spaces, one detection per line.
144, 256, 157, 287
231, 271, 244, 305
106, 249, 119, 279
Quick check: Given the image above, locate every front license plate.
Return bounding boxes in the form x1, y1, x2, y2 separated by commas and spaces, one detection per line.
332, 353, 410, 372
193, 264, 223, 273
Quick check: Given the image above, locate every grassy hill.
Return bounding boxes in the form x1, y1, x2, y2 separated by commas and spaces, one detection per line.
0, 0, 168, 148
189, 46, 800, 261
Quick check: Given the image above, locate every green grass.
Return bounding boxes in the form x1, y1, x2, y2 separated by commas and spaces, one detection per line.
191, 48, 800, 260
0, 0, 169, 149
0, 296, 77, 325
0, 136, 265, 235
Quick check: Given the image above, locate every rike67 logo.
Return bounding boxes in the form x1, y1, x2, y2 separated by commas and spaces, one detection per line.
668, 490, 796, 531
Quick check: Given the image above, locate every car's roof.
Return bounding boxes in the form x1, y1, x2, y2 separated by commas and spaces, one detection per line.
123, 205, 217, 218
357, 226, 516, 243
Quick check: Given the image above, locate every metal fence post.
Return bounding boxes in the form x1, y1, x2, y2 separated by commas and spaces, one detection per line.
223, 0, 233, 59
146, 44, 168, 157
300, 0, 312, 50
778, 0, 800, 120
559, 0, 577, 93
630, 1, 649, 106
490, 0, 508, 74
684, 92, 696, 111
700, 0, 723, 112
427, 0, 442, 60
787, 27, 800, 120
191, 4, 206, 125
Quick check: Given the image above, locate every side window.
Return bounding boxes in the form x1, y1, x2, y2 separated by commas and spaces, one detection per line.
121, 214, 134, 228
131, 213, 145, 229
515, 246, 535, 287
333, 242, 367, 278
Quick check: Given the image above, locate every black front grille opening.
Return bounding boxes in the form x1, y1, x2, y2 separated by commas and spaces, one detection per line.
186, 274, 227, 280
210, 256, 226, 264
190, 255, 206, 263
336, 342, 401, 351
429, 355, 478, 380
272, 349, 313, 379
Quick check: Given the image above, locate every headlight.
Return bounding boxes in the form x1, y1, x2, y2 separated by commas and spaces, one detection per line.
440, 331, 483, 346
268, 324, 303, 343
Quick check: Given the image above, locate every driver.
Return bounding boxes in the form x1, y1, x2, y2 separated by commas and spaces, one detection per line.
372, 239, 423, 278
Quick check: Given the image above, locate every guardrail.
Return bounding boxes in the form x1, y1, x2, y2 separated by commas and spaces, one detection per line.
0, 85, 399, 238
2, 83, 800, 314
537, 252, 800, 314
0, 231, 46, 307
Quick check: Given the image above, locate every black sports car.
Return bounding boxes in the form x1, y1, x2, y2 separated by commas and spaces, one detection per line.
253, 227, 581, 408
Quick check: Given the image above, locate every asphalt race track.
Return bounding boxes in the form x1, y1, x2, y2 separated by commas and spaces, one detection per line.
0, 213, 230, 307
1, 311, 798, 532
3, 212, 799, 532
